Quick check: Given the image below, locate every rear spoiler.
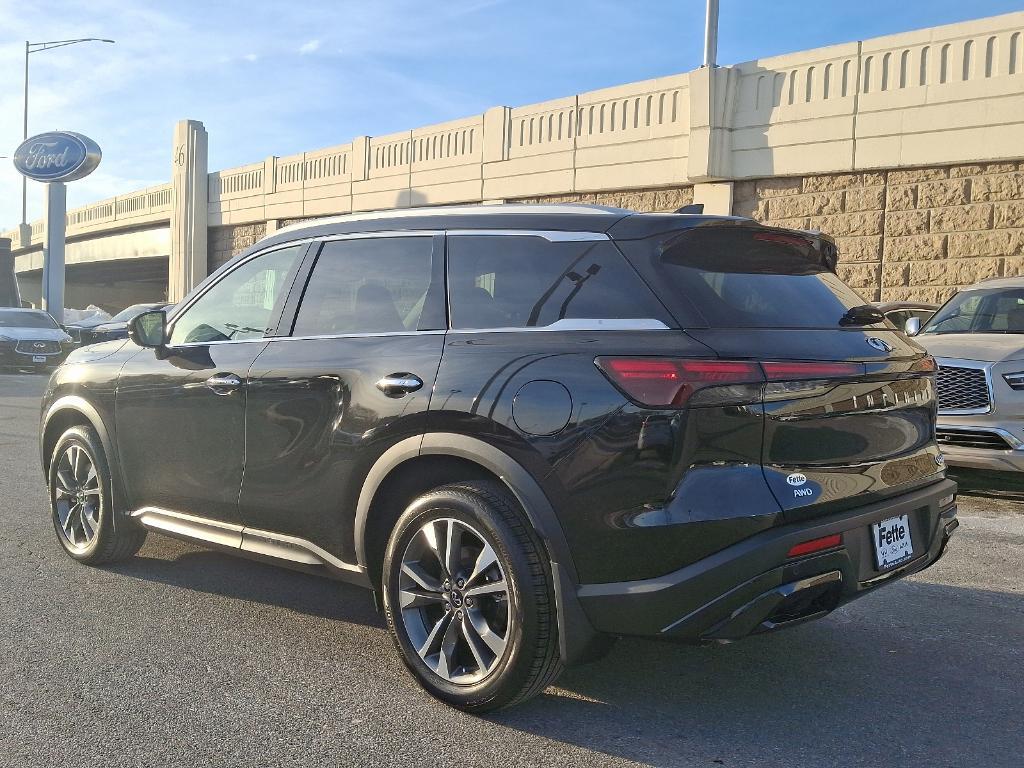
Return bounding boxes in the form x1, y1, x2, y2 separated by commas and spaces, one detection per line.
671, 207, 839, 274
799, 229, 839, 274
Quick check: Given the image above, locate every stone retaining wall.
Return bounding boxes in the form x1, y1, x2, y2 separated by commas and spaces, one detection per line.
207, 223, 266, 271
733, 163, 1024, 303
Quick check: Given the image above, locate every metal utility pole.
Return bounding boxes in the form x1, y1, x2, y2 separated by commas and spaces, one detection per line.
704, 0, 720, 67
21, 38, 114, 232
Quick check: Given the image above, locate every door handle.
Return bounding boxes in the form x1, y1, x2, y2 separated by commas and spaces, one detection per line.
205, 373, 243, 394
376, 373, 424, 397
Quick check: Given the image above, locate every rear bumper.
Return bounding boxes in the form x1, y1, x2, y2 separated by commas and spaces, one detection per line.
576, 478, 958, 642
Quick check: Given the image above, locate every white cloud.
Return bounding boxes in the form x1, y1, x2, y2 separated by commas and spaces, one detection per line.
0, 0, 513, 228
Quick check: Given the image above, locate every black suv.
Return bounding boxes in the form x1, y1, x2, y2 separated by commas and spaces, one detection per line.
40, 204, 958, 711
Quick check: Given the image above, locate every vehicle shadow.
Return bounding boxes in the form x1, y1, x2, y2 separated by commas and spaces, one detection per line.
492, 580, 1024, 767
950, 468, 1024, 503
108, 534, 1024, 766
108, 540, 383, 627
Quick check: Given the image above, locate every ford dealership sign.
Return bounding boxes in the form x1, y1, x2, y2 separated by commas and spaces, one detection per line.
12, 131, 101, 183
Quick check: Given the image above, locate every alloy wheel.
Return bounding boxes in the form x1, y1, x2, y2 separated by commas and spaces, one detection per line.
53, 444, 101, 551
398, 517, 511, 685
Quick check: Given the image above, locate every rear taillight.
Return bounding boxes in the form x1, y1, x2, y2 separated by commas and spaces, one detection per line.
594, 358, 762, 408
787, 533, 843, 558
761, 361, 863, 380
596, 357, 868, 408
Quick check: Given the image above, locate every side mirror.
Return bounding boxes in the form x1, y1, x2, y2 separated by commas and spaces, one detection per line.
904, 316, 922, 336
128, 310, 167, 348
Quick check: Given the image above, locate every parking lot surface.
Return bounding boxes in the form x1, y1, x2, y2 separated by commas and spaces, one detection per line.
1, 373, 1022, 767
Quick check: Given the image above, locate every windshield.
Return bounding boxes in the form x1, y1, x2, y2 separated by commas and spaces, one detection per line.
0, 310, 58, 329
922, 288, 1024, 335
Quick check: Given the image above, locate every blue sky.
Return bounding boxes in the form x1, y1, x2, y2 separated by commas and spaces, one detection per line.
1, 0, 1022, 227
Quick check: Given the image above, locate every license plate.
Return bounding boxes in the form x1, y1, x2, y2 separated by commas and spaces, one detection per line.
32, 355, 46, 363
872, 514, 914, 570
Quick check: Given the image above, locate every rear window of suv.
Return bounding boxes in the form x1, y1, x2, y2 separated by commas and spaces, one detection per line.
618, 225, 874, 329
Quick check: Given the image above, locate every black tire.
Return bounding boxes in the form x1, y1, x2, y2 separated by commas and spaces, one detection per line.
382, 481, 563, 712
48, 425, 147, 565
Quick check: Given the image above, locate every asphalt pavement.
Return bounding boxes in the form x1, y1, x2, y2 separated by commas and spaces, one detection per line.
1, 373, 1022, 767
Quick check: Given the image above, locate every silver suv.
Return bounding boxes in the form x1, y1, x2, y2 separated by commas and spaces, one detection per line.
910, 277, 1024, 471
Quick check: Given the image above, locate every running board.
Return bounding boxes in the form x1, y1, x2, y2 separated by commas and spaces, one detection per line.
129, 507, 370, 587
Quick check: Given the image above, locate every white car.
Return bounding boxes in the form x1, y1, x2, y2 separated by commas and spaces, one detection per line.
910, 277, 1024, 472
0, 308, 74, 373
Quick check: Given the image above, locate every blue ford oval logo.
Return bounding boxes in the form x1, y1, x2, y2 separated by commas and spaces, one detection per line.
12, 131, 101, 183
786, 472, 807, 487
866, 337, 893, 353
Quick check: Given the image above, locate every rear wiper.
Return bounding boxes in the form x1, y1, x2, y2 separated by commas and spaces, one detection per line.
839, 304, 885, 327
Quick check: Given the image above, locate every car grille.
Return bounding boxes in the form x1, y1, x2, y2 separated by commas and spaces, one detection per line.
15, 340, 61, 355
936, 365, 990, 412
936, 427, 1014, 451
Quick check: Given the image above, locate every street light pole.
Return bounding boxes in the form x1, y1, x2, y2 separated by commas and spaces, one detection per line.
20, 38, 114, 232
22, 41, 29, 234
704, 0, 720, 68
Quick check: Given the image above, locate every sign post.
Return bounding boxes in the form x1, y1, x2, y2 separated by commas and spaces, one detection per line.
42, 182, 67, 321
12, 130, 101, 324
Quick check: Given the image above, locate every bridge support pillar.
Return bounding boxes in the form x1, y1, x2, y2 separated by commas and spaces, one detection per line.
0, 237, 20, 308
692, 182, 734, 215
169, 119, 209, 302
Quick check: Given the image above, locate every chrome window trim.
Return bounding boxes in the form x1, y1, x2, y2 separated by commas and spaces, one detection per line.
272, 203, 629, 237
269, 330, 446, 343
449, 318, 672, 333
446, 229, 609, 242
315, 229, 608, 242
935, 357, 994, 416
318, 230, 438, 242
165, 336, 270, 350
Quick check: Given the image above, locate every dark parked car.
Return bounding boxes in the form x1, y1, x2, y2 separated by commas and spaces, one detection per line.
65, 303, 171, 346
0, 308, 73, 372
39, 204, 958, 711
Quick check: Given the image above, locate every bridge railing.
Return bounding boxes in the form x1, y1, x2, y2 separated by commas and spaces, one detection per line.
7, 183, 174, 249
729, 11, 1024, 177
7, 11, 1023, 245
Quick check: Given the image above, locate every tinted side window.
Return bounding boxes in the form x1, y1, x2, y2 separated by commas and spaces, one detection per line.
169, 245, 303, 345
448, 235, 669, 330
293, 237, 433, 336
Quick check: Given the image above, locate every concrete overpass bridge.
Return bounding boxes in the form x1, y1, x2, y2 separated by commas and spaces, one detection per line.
7, 185, 171, 310
5, 11, 1024, 311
